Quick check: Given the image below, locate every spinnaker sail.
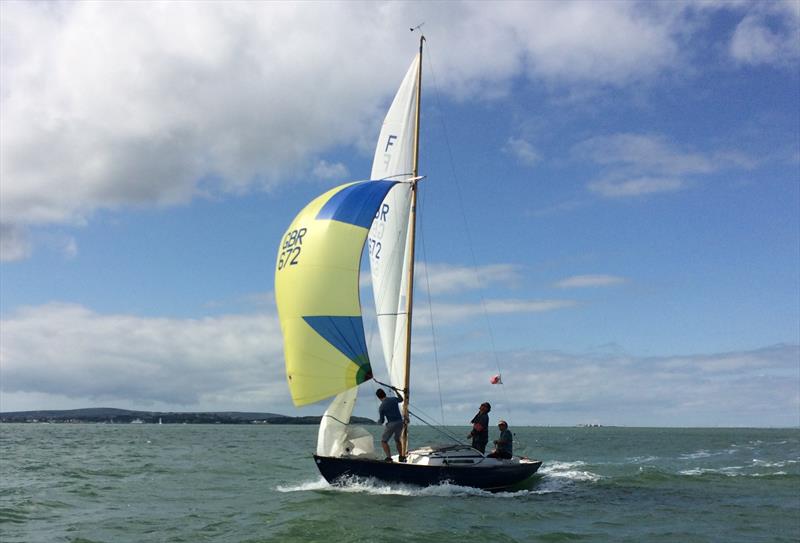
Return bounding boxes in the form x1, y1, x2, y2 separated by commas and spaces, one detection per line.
275, 180, 398, 407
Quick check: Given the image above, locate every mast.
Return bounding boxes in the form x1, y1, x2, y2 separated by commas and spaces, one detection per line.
400, 35, 424, 458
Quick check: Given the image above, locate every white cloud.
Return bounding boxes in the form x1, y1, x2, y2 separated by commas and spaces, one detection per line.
60, 236, 78, 259
0, 303, 286, 409
312, 160, 349, 181
576, 133, 716, 176
1, 1, 748, 257
588, 177, 687, 198
425, 344, 800, 427
729, 2, 800, 67
363, 262, 569, 327
0, 223, 31, 262
509, 1, 681, 85
430, 298, 577, 325
554, 274, 628, 288
1, 2, 400, 231
503, 137, 542, 166
363, 262, 523, 295
416, 262, 522, 295
576, 133, 757, 199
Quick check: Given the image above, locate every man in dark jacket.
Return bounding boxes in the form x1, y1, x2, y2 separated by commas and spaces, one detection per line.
376, 388, 404, 462
468, 402, 491, 453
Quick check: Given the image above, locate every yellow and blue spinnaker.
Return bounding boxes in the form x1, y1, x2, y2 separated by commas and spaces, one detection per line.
275, 180, 399, 406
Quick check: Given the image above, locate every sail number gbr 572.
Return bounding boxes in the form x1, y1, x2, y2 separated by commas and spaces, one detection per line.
277, 227, 307, 270
367, 202, 390, 260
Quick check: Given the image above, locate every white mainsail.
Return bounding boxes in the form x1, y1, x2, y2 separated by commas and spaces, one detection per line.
368, 54, 420, 391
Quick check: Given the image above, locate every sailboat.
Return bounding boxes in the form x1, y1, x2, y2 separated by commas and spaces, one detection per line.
275, 37, 542, 490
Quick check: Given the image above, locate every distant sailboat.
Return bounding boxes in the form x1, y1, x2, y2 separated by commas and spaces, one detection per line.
275, 37, 541, 490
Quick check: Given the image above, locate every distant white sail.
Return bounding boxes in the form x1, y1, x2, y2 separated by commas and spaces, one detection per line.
368, 54, 419, 391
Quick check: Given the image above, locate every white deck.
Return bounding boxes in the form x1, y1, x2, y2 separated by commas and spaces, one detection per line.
397, 444, 535, 468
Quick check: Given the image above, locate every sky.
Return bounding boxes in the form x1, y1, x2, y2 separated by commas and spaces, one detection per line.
1, 1, 798, 427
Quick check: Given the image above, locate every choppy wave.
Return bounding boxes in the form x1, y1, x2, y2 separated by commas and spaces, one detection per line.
3, 425, 799, 543
540, 460, 603, 482
679, 448, 737, 460
627, 455, 660, 464
751, 458, 798, 468
679, 466, 744, 476
679, 465, 796, 478
676, 453, 798, 478
275, 478, 331, 493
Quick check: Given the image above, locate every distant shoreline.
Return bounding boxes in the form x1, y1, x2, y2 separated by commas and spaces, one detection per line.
0, 407, 377, 425
1, 409, 795, 429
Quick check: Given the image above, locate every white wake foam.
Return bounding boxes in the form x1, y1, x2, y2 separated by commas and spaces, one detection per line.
275, 477, 331, 493
540, 460, 603, 483
275, 476, 549, 498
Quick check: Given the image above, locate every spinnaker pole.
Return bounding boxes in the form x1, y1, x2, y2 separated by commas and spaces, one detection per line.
400, 34, 424, 458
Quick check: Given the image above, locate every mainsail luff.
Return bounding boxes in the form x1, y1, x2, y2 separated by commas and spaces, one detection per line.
400, 35, 425, 457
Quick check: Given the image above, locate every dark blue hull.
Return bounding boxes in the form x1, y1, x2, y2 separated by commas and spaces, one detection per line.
313, 455, 542, 491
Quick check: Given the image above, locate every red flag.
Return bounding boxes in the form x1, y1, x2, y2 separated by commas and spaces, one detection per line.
490, 374, 502, 385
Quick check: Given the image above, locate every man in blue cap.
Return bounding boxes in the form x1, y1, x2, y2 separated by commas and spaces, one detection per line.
488, 420, 513, 459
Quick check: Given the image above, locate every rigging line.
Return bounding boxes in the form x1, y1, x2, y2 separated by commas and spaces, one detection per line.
322, 414, 350, 426
373, 379, 403, 395
424, 44, 510, 414
415, 185, 446, 425
376, 372, 460, 445
405, 401, 449, 431
409, 402, 512, 459
406, 408, 467, 446
402, 396, 468, 443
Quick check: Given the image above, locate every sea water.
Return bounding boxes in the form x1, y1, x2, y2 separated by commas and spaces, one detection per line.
1, 424, 797, 542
